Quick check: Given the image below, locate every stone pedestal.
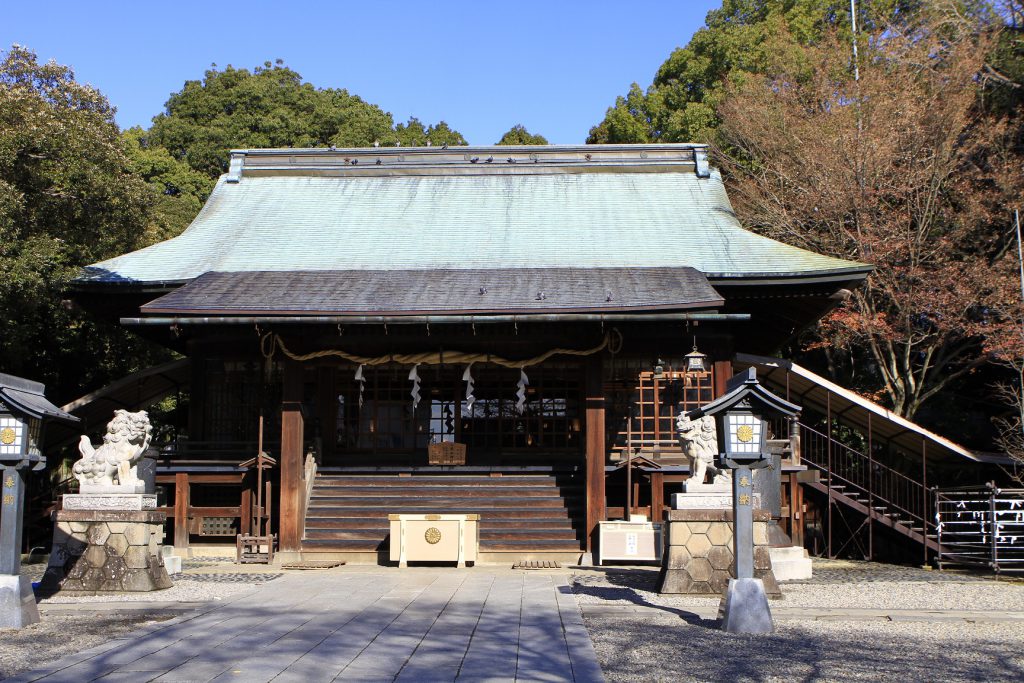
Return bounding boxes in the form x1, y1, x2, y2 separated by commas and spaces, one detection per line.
0, 574, 38, 628
671, 490, 761, 510
41, 510, 171, 593
720, 578, 774, 633
671, 492, 732, 509
62, 493, 156, 511
659, 509, 780, 596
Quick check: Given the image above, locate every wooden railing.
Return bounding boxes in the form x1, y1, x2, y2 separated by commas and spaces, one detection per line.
155, 440, 274, 467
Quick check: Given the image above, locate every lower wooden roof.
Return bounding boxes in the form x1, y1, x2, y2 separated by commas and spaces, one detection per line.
140, 267, 724, 316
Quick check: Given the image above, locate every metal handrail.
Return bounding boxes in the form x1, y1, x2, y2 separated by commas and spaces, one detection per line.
798, 421, 929, 532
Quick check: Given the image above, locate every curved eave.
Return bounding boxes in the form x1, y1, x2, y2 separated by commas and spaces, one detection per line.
708, 266, 873, 286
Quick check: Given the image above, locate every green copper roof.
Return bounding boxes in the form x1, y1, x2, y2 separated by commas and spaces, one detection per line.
79, 146, 869, 285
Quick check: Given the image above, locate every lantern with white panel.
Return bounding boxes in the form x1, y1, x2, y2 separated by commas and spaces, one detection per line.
0, 374, 78, 628
685, 367, 799, 634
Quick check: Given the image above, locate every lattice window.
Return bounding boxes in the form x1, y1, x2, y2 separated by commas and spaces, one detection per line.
203, 360, 280, 444
604, 357, 715, 458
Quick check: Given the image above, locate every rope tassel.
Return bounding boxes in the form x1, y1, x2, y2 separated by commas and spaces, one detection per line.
409, 364, 421, 410
516, 369, 529, 414
462, 363, 475, 410
354, 364, 366, 409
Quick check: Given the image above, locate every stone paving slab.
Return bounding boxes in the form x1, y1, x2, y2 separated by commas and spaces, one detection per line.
7, 570, 605, 683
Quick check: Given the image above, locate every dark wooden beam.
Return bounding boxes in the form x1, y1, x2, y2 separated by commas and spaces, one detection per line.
713, 360, 733, 399
651, 471, 665, 523
279, 360, 304, 552
585, 355, 606, 554
174, 472, 189, 552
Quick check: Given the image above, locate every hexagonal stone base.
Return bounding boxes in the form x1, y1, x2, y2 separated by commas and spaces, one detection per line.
659, 508, 780, 597
40, 510, 171, 594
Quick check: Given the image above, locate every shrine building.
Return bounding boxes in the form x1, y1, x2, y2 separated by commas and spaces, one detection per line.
65, 144, 994, 565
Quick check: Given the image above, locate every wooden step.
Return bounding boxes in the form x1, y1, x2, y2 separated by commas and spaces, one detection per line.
303, 518, 389, 529
301, 539, 385, 551
480, 530, 580, 541
309, 489, 569, 499
304, 472, 585, 556
480, 540, 583, 551
309, 497, 575, 508
304, 528, 579, 541
314, 476, 574, 487
306, 507, 574, 519
305, 529, 389, 541
304, 518, 577, 530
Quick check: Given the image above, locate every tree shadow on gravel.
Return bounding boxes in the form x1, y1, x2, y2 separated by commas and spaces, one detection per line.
572, 567, 720, 628
587, 618, 1024, 682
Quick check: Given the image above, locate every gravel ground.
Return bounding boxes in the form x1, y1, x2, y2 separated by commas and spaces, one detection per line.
572, 560, 1024, 611
575, 560, 1024, 682
585, 614, 1024, 682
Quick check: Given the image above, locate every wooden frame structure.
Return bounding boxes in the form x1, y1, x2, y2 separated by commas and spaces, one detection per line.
69, 144, 878, 563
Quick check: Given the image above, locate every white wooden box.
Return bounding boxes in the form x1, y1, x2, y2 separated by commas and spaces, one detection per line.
389, 513, 479, 567
598, 521, 663, 565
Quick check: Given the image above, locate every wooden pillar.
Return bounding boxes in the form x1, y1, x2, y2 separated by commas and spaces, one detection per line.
713, 360, 733, 399
174, 472, 190, 551
585, 356, 606, 553
241, 487, 252, 535
651, 471, 664, 522
279, 360, 305, 552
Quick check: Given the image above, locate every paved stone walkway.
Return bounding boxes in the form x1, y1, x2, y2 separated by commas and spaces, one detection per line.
9, 570, 605, 683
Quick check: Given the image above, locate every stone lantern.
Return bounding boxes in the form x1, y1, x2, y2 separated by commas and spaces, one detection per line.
687, 367, 800, 633
0, 373, 78, 628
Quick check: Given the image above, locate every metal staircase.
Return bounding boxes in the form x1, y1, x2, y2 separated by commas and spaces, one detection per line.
797, 422, 939, 559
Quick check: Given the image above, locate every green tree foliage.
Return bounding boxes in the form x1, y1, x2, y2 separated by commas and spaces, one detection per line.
394, 117, 467, 147
0, 45, 167, 400
496, 125, 549, 145
122, 127, 209, 242
145, 60, 466, 182
587, 0, 924, 144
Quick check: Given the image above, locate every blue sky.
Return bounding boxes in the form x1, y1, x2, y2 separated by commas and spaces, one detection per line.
2, 1, 720, 145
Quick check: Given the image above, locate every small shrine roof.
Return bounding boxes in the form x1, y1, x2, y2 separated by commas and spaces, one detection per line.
0, 373, 78, 422
76, 145, 870, 287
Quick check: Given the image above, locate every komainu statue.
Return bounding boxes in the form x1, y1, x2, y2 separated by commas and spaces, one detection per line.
676, 413, 729, 487
72, 410, 153, 492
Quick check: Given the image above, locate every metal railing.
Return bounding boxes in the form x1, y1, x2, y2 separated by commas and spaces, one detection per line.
798, 421, 933, 558
936, 484, 1024, 573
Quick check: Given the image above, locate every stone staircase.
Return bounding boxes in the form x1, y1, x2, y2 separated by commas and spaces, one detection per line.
301, 470, 585, 563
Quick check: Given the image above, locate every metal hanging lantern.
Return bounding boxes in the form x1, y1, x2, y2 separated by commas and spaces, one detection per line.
653, 358, 666, 380
684, 340, 708, 374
